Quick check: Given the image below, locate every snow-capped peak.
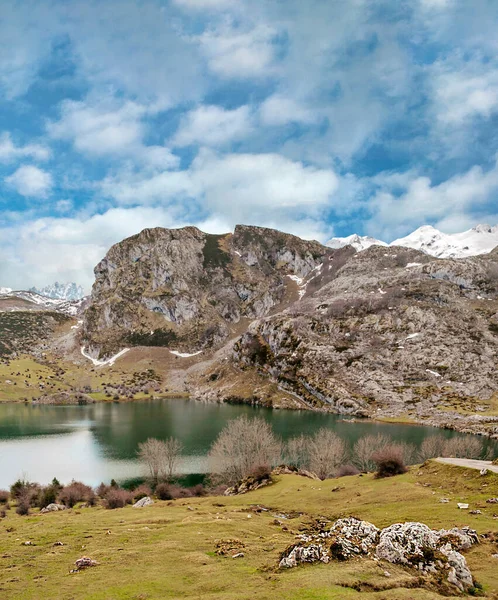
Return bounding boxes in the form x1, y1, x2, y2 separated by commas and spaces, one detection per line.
326, 233, 387, 252
0, 287, 12, 294
391, 224, 498, 258
327, 224, 498, 259
29, 282, 84, 301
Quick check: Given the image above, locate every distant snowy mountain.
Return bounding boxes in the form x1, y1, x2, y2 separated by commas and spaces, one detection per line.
391, 224, 498, 258
327, 224, 498, 258
0, 288, 85, 316
326, 233, 387, 252
0, 287, 12, 294
29, 282, 84, 301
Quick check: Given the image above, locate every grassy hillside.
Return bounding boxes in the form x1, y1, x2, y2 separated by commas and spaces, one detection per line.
1, 462, 497, 599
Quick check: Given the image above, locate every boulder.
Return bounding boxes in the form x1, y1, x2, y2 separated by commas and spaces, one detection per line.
40, 503, 66, 513
224, 473, 273, 496
445, 550, 474, 592
133, 496, 154, 508
376, 522, 439, 565
75, 556, 97, 569
329, 517, 379, 559
279, 544, 329, 569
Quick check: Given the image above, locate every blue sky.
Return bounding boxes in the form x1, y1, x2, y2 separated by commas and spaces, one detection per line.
1, 0, 498, 291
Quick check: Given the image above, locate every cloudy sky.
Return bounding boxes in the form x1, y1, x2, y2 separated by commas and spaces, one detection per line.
1, 0, 498, 291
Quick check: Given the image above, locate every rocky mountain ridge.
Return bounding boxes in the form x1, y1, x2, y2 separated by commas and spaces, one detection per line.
77, 224, 498, 437
327, 224, 498, 258
30, 282, 85, 301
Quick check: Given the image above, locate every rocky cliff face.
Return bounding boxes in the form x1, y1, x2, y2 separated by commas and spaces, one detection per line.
83, 225, 329, 357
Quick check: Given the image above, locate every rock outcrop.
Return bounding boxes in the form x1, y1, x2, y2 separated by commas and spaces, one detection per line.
279, 518, 479, 593
83, 225, 329, 357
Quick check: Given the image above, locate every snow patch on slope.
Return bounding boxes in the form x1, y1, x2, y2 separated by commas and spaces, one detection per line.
80, 346, 130, 366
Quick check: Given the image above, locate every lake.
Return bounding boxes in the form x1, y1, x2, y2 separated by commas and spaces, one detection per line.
0, 398, 493, 488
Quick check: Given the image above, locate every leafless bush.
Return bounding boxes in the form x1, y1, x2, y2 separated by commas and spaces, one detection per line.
442, 437, 484, 459
418, 436, 446, 462
0, 490, 9, 503
373, 444, 408, 478
96, 482, 111, 498
59, 481, 95, 508
132, 484, 152, 501
208, 416, 282, 485
336, 464, 360, 477
352, 434, 390, 472
285, 435, 309, 469
16, 491, 31, 516
104, 488, 134, 509
138, 437, 183, 483
308, 429, 349, 480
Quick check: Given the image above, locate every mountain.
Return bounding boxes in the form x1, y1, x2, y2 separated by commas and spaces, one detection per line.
391, 224, 498, 258
327, 224, 498, 258
326, 233, 387, 252
0, 289, 85, 316
79, 224, 498, 437
30, 282, 84, 301
83, 225, 330, 357
0, 287, 12, 294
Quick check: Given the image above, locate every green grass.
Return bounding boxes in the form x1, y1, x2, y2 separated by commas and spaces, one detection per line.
1, 462, 497, 599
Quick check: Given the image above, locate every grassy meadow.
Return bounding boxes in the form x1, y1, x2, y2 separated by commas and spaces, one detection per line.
1, 462, 498, 599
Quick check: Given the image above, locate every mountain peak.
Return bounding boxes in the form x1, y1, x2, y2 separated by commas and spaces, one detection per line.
327, 224, 498, 259
29, 282, 85, 301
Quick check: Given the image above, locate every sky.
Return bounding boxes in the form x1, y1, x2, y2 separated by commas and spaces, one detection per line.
1, 0, 498, 292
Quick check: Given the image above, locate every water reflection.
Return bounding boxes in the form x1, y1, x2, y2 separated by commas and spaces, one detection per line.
0, 398, 494, 487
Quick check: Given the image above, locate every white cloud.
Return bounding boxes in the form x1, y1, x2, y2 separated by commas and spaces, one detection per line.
173, 0, 238, 9
5, 165, 53, 198
101, 149, 339, 215
0, 207, 185, 291
367, 158, 498, 239
47, 98, 179, 169
197, 23, 277, 79
259, 95, 317, 126
172, 104, 253, 147
433, 64, 498, 124
0, 132, 51, 163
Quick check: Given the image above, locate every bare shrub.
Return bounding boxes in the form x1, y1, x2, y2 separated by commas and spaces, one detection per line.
10, 478, 39, 505
190, 484, 206, 497
308, 429, 349, 480
336, 464, 360, 477
133, 484, 152, 501
373, 444, 408, 478
104, 488, 133, 509
418, 436, 446, 462
0, 490, 9, 503
138, 437, 183, 483
208, 416, 281, 485
285, 435, 309, 469
155, 482, 172, 500
353, 434, 390, 472
96, 482, 111, 498
59, 481, 95, 508
442, 436, 484, 459
16, 491, 30, 516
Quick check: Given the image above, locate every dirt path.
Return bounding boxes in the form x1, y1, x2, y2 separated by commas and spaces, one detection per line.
435, 457, 498, 473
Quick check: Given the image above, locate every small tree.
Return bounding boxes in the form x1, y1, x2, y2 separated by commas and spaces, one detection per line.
138, 437, 183, 483
208, 416, 281, 485
308, 429, 348, 480
163, 437, 183, 481
353, 434, 390, 472
442, 437, 483, 459
285, 435, 309, 469
418, 436, 445, 462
